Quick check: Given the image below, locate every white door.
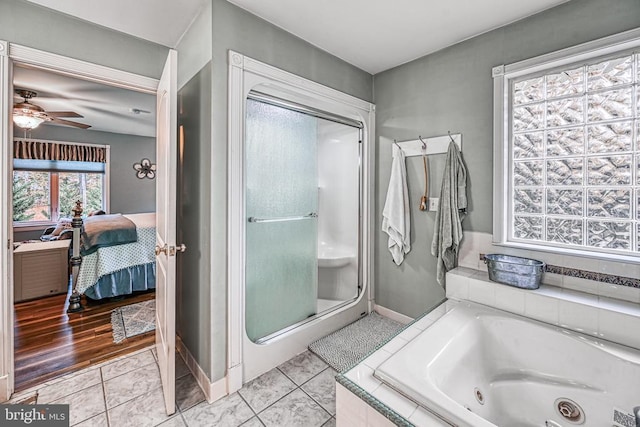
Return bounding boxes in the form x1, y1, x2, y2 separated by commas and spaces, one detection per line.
155, 49, 178, 415
0, 41, 14, 403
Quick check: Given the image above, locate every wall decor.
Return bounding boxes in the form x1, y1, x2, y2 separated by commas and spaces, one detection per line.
133, 158, 156, 179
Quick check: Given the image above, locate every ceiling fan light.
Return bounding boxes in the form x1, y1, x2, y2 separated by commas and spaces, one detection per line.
13, 113, 45, 130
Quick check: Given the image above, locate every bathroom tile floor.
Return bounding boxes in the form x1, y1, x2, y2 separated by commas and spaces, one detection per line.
8, 347, 337, 427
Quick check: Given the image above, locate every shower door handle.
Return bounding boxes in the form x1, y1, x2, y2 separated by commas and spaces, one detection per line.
248, 212, 318, 223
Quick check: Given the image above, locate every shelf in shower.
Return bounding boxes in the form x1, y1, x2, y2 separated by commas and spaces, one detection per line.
318, 247, 354, 268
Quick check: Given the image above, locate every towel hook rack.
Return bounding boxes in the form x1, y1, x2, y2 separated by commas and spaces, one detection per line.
393, 132, 462, 157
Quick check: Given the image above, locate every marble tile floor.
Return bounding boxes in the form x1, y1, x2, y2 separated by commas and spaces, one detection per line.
8, 347, 338, 427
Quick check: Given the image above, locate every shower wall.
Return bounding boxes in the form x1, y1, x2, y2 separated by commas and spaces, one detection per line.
317, 121, 360, 301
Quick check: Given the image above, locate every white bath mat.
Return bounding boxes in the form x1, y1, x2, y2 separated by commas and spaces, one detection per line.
308, 312, 403, 372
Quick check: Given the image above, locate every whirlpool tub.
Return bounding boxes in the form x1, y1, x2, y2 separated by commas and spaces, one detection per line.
374, 301, 640, 427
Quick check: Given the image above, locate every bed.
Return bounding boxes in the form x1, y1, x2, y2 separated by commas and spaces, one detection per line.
75, 212, 156, 300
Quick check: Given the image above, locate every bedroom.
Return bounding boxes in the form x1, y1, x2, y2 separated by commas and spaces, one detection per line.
11, 64, 158, 392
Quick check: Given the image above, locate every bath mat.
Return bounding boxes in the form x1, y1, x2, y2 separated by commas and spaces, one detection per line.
9, 392, 38, 405
111, 300, 155, 343
308, 312, 403, 372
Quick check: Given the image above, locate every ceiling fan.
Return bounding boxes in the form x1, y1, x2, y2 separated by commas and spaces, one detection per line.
13, 89, 91, 130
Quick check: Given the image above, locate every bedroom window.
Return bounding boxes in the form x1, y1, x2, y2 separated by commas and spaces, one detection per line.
12, 139, 108, 226
493, 29, 640, 260
12, 170, 104, 223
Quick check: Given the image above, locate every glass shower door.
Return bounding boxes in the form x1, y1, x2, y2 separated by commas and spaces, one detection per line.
245, 98, 318, 342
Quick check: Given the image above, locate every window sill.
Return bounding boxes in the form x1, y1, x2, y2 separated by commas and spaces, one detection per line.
13, 221, 56, 232
492, 240, 640, 265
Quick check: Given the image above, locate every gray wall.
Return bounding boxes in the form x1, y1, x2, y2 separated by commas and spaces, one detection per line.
176, 62, 212, 378
175, 0, 213, 381
373, 0, 640, 318
0, 0, 168, 79
13, 126, 156, 242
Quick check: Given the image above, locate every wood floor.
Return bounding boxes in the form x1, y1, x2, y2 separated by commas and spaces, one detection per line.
14, 287, 155, 393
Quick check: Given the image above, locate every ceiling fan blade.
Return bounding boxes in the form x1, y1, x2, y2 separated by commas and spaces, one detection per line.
46, 111, 83, 118
49, 117, 91, 129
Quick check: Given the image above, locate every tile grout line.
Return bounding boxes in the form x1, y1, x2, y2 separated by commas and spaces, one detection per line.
259, 366, 333, 426
97, 359, 164, 422
298, 386, 333, 421
99, 367, 110, 427
297, 366, 336, 420
236, 389, 260, 425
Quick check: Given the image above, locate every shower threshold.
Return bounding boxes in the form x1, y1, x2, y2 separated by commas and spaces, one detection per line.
254, 298, 357, 344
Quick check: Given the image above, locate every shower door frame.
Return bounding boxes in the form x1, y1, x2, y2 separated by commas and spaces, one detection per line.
227, 50, 375, 391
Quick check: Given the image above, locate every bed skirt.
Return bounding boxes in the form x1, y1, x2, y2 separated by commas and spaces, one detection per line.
84, 262, 156, 300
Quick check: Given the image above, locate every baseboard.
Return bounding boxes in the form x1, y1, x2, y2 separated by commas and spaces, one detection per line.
0, 374, 9, 403
176, 338, 227, 404
373, 304, 413, 325
227, 364, 242, 395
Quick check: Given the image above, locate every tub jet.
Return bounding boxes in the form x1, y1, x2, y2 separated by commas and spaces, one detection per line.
554, 398, 585, 424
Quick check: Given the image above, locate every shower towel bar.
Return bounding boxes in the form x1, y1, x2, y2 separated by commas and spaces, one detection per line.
248, 212, 318, 223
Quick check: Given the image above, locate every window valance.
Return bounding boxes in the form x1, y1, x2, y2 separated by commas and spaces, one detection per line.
13, 139, 106, 163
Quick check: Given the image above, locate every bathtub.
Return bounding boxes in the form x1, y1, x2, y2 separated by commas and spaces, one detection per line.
374, 301, 640, 427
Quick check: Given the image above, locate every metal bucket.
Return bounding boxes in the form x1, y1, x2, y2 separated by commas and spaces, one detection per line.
484, 254, 545, 290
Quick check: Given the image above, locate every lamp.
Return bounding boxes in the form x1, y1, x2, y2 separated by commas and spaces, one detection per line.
13, 90, 47, 130
13, 112, 45, 130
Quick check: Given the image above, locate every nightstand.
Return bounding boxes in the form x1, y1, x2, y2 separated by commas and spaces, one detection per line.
13, 240, 71, 302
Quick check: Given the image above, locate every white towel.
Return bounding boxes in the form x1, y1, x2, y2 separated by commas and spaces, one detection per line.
382, 144, 410, 265
431, 140, 467, 287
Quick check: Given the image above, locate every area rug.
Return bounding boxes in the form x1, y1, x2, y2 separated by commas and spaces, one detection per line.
308, 312, 403, 372
111, 300, 155, 343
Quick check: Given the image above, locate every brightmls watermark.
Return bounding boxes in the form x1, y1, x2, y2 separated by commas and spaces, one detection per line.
0, 405, 69, 426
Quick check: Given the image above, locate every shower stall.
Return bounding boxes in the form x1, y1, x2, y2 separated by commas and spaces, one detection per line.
228, 51, 373, 385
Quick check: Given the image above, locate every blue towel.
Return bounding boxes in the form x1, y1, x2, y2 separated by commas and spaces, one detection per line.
431, 141, 467, 286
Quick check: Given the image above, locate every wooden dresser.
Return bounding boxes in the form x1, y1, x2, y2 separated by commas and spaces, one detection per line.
14, 240, 70, 302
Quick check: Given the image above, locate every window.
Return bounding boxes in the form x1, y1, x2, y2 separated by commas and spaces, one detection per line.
12, 170, 104, 223
12, 139, 108, 225
493, 29, 640, 259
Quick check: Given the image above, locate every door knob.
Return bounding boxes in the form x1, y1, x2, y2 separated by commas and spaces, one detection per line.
155, 244, 168, 256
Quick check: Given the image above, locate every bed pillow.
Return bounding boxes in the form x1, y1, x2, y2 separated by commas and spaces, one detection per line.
80, 214, 137, 256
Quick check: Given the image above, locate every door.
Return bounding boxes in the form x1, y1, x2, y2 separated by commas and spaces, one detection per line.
0, 40, 13, 402
155, 49, 177, 415
244, 98, 319, 342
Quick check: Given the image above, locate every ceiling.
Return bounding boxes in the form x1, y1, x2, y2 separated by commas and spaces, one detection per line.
24, 0, 209, 49
18, 0, 571, 135
13, 66, 156, 137
26, 0, 570, 74
227, 0, 570, 74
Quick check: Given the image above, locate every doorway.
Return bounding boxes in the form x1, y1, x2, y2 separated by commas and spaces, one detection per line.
0, 42, 176, 412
